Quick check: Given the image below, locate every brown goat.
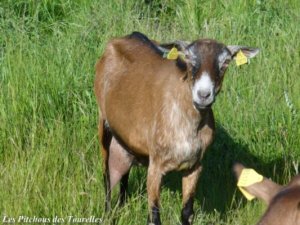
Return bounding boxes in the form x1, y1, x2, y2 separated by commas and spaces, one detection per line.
234, 163, 300, 225
94, 32, 259, 225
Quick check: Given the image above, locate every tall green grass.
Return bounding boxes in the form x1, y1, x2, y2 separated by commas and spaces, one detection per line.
0, 0, 299, 224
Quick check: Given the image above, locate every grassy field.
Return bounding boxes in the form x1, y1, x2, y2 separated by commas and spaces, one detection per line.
0, 0, 299, 224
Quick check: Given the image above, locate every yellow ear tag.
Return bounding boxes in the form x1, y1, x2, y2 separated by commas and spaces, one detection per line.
235, 50, 248, 66
167, 47, 179, 60
237, 168, 263, 201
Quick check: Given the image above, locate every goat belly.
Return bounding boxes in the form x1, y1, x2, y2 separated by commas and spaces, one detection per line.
106, 104, 203, 172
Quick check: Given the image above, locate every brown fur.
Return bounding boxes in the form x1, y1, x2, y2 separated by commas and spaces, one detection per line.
95, 32, 259, 224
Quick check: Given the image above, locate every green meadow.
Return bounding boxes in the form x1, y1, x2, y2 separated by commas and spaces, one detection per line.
0, 0, 299, 224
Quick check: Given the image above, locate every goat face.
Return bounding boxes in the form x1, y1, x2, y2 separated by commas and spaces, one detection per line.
181, 40, 259, 110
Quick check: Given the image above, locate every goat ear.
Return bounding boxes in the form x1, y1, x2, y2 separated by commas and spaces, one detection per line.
227, 45, 260, 59
158, 41, 191, 63
218, 49, 232, 71
233, 163, 283, 205
183, 44, 198, 67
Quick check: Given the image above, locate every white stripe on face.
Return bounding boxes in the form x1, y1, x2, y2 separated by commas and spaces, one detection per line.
194, 72, 213, 93
192, 72, 215, 107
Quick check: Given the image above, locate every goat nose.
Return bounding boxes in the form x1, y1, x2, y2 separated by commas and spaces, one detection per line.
197, 90, 211, 99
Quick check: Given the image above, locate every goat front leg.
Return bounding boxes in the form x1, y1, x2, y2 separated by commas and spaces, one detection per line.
181, 163, 202, 225
147, 162, 163, 225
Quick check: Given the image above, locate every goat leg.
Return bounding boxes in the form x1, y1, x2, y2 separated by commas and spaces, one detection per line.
147, 161, 163, 225
181, 163, 202, 225
98, 119, 113, 212
108, 137, 133, 206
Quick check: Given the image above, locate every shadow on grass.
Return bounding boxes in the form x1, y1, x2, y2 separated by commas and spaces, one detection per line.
108, 122, 292, 224
163, 122, 290, 217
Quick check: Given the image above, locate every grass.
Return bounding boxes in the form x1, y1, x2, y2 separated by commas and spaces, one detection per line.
0, 0, 299, 224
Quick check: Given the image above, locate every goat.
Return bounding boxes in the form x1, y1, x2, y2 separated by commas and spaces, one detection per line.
234, 163, 300, 225
94, 32, 259, 225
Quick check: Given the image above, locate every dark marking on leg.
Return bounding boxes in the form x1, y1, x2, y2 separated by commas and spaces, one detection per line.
146, 162, 163, 225
147, 201, 161, 225
103, 173, 111, 212
119, 172, 130, 206
181, 197, 194, 225
100, 120, 113, 212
